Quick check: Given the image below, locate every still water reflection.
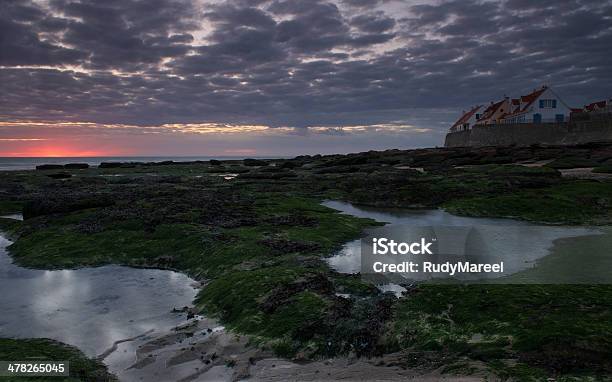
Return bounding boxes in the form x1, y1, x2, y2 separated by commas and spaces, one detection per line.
0, 221, 198, 358
323, 201, 600, 285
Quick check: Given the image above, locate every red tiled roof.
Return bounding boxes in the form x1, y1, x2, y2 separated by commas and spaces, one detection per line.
520, 86, 547, 111
503, 86, 548, 118
478, 99, 505, 120
585, 100, 607, 112
452, 105, 482, 129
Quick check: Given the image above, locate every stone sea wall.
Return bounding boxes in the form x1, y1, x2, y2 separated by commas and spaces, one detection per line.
445, 116, 612, 147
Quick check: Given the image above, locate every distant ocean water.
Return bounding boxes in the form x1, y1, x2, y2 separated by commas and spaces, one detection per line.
0, 156, 285, 171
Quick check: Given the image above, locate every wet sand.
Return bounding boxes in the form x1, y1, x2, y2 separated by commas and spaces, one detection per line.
246, 357, 493, 381
559, 167, 612, 179
104, 314, 254, 381
106, 315, 495, 381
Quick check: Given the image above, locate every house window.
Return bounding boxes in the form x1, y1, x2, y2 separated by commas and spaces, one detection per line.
555, 114, 564, 122
475, 114, 481, 119
539, 99, 557, 108
533, 113, 542, 123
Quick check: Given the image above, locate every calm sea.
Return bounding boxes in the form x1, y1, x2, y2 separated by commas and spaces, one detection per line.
0, 156, 284, 171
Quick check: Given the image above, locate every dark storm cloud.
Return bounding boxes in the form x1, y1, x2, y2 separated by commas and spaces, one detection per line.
1, 0, 611, 137
186, 4, 286, 68
47, 0, 198, 70
350, 12, 396, 33
270, 0, 354, 53
341, 0, 394, 8
0, 1, 84, 65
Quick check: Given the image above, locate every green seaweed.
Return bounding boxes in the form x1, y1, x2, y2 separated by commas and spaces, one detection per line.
1, 146, 611, 380
444, 180, 612, 224
0, 338, 116, 382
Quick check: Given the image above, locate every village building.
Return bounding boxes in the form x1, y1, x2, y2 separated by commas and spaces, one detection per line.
446, 86, 612, 148
449, 105, 482, 132
501, 86, 572, 124
449, 85, 576, 131
475, 98, 511, 125
584, 100, 612, 113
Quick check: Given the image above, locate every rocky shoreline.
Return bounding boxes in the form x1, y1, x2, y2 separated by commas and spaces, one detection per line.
1, 144, 611, 381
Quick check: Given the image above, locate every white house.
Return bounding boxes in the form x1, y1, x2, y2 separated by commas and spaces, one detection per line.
475, 98, 511, 125
449, 105, 483, 132
501, 86, 572, 124
449, 86, 575, 132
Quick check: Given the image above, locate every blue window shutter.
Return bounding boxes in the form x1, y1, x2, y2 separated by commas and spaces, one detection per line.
552, 100, 557, 108
539, 100, 544, 108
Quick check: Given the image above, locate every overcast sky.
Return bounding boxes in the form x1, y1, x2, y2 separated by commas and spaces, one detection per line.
1, 0, 611, 156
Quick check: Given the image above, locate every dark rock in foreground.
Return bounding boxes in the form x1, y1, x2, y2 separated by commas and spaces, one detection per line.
36, 164, 64, 170
23, 193, 115, 219
46, 172, 72, 179
98, 162, 125, 168
243, 158, 269, 166
64, 163, 89, 169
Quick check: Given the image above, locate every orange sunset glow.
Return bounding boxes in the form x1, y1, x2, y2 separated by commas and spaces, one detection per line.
0, 120, 435, 157
0, 139, 128, 157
